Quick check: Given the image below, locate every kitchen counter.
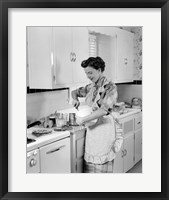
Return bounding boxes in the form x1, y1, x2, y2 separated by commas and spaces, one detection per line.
27, 125, 86, 152
27, 107, 141, 152
112, 108, 142, 119
58, 105, 141, 119
27, 128, 70, 152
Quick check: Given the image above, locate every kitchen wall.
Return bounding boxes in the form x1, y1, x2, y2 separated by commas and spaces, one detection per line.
27, 84, 142, 121
117, 84, 142, 104
27, 90, 72, 122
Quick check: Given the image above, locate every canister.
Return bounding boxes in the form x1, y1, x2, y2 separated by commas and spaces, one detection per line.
68, 113, 77, 126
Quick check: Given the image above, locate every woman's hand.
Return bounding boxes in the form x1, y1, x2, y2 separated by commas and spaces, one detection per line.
72, 99, 80, 110
76, 116, 85, 126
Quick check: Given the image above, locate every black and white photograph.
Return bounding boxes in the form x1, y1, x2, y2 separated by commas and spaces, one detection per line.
1, 2, 168, 198
26, 26, 142, 174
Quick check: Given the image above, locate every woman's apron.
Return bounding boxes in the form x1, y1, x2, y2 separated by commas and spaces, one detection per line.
84, 85, 116, 165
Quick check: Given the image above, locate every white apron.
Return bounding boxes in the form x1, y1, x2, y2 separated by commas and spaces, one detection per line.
84, 85, 116, 165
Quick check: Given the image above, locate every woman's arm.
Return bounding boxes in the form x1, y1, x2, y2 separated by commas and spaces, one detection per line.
71, 84, 91, 110
71, 90, 80, 109
71, 90, 79, 100
76, 108, 107, 125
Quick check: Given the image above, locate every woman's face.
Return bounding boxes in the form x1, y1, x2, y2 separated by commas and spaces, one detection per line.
84, 66, 102, 83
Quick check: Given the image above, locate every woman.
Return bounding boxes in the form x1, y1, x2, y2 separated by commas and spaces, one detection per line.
71, 57, 123, 173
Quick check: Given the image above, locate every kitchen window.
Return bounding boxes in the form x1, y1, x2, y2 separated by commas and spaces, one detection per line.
89, 33, 97, 57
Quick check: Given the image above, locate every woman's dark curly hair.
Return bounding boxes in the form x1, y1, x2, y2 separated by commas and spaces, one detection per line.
81, 57, 105, 72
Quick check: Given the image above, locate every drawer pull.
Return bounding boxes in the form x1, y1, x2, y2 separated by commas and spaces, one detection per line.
121, 150, 124, 158
46, 145, 66, 154
70, 52, 73, 62
137, 122, 141, 124
124, 149, 127, 156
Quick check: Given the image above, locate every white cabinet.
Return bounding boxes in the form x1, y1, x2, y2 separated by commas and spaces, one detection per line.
27, 27, 89, 89
113, 115, 135, 173
113, 112, 142, 173
113, 133, 135, 173
72, 27, 90, 84
134, 113, 142, 164
27, 27, 54, 89
113, 148, 124, 173
134, 129, 142, 163
70, 129, 86, 173
115, 29, 134, 83
53, 27, 73, 86
88, 27, 134, 83
40, 137, 71, 173
123, 133, 134, 172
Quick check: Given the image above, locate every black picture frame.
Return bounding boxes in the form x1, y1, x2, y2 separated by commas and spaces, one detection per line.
0, 0, 168, 199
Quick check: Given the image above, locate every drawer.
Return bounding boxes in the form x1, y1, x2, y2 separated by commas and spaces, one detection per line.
135, 115, 142, 130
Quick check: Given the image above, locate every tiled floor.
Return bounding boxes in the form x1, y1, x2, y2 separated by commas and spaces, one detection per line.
127, 160, 142, 173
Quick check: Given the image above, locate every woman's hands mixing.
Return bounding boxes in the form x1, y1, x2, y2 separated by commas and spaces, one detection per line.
72, 99, 80, 110
76, 116, 85, 126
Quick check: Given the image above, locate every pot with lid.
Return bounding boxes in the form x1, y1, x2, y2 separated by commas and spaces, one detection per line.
131, 97, 142, 109
54, 112, 79, 127
55, 113, 68, 128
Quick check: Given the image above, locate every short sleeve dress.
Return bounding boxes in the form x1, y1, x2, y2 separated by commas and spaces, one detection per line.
75, 76, 123, 171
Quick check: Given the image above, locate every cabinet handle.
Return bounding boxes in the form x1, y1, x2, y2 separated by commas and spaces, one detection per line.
51, 52, 54, 66
74, 53, 76, 62
124, 58, 128, 65
46, 145, 66, 154
70, 52, 73, 62
124, 149, 127, 156
51, 51, 57, 85
137, 122, 141, 124
53, 66, 57, 85
72, 52, 76, 62
121, 150, 124, 158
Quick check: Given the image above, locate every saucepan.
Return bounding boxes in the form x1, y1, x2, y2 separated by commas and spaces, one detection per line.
55, 113, 67, 127
68, 113, 78, 126
54, 112, 78, 127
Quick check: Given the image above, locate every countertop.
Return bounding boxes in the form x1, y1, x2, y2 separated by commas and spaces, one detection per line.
27, 125, 85, 152
27, 107, 141, 152
112, 108, 142, 119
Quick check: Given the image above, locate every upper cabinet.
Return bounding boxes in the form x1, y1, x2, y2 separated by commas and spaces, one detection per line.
115, 28, 134, 83
27, 26, 134, 89
53, 27, 73, 87
71, 27, 90, 84
27, 27, 54, 89
27, 27, 89, 89
88, 27, 134, 83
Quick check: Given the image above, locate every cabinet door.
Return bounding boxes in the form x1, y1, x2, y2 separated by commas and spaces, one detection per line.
97, 33, 116, 82
134, 129, 142, 164
53, 27, 73, 87
76, 135, 85, 173
72, 27, 89, 84
70, 129, 86, 173
123, 133, 134, 173
77, 158, 84, 173
76, 137, 85, 159
27, 27, 53, 89
116, 30, 134, 83
40, 138, 71, 173
113, 148, 124, 173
